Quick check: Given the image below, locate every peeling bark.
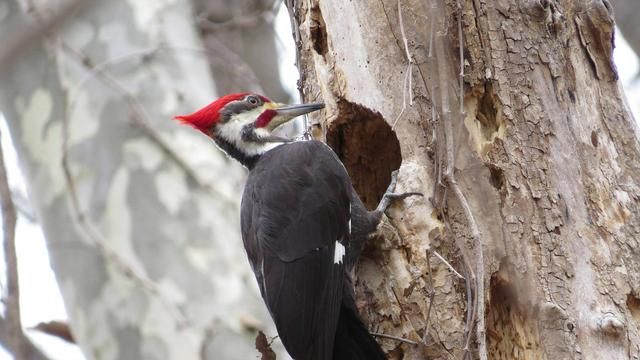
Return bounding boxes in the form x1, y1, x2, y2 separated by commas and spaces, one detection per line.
292, 0, 640, 359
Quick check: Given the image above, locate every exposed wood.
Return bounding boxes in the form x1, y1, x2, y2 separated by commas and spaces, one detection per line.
292, 0, 640, 359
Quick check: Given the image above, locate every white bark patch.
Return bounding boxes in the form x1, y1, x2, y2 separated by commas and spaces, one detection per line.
334, 241, 345, 264
141, 298, 200, 360
101, 267, 148, 327
18, 88, 53, 160
124, 138, 164, 171
157, 278, 186, 304
386, 161, 440, 258
319, 2, 386, 114
68, 91, 99, 144
185, 246, 211, 273
64, 20, 95, 49
17, 89, 66, 205
129, 0, 171, 30
102, 168, 146, 272
97, 22, 131, 59
155, 166, 189, 215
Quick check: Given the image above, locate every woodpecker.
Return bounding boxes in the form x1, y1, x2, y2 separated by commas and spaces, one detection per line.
176, 93, 416, 360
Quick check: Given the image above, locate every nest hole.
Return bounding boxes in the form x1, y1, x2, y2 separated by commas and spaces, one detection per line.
487, 261, 541, 359
476, 83, 503, 142
310, 6, 328, 56
326, 100, 402, 210
627, 294, 640, 324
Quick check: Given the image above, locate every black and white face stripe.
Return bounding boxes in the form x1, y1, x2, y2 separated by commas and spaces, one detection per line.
219, 95, 265, 123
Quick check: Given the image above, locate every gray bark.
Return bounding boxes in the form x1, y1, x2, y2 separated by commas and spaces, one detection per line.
293, 0, 640, 359
0, 0, 281, 359
191, 0, 290, 101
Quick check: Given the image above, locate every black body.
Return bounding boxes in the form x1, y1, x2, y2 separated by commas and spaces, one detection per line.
239, 140, 385, 360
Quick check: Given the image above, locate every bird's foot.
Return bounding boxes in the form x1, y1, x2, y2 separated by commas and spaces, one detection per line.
375, 170, 423, 213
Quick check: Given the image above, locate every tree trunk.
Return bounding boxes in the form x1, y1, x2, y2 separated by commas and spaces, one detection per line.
292, 0, 640, 359
191, 0, 290, 101
0, 0, 286, 358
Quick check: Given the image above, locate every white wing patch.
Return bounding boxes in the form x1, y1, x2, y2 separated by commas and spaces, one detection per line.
334, 241, 346, 264
348, 204, 352, 234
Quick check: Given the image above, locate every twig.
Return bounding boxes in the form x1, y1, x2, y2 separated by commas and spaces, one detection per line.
391, 0, 414, 130
422, 250, 436, 343
57, 45, 190, 329
0, 0, 89, 75
421, 0, 486, 358
432, 249, 465, 279
0, 129, 27, 359
371, 332, 419, 345
59, 42, 237, 207
449, 179, 485, 359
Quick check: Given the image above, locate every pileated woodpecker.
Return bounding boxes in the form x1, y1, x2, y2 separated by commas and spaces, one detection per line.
176, 93, 416, 360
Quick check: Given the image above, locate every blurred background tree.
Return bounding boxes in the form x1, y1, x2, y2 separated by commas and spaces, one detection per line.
0, 0, 294, 359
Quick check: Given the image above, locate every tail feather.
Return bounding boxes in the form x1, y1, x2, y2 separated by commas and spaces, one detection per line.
333, 305, 386, 360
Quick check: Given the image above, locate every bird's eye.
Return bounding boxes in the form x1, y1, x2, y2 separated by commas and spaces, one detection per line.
247, 95, 260, 106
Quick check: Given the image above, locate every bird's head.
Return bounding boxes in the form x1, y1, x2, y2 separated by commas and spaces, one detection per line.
174, 93, 324, 157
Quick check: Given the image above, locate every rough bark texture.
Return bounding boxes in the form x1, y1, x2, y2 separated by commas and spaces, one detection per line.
292, 0, 640, 359
0, 0, 286, 359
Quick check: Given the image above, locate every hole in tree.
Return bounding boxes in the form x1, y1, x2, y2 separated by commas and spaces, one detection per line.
326, 99, 402, 210
476, 82, 503, 142
488, 165, 505, 191
627, 293, 640, 324
310, 6, 328, 56
487, 259, 541, 359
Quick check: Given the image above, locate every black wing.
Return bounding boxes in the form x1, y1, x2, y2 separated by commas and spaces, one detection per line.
241, 141, 351, 359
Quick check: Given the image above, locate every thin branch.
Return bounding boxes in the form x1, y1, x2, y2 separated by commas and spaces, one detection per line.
0, 128, 27, 359
421, 0, 486, 358
59, 42, 237, 207
432, 249, 465, 279
60, 113, 190, 331
56, 43, 190, 329
371, 332, 419, 346
449, 179, 485, 359
391, 0, 414, 130
422, 250, 436, 344
453, 1, 485, 357
0, 0, 89, 75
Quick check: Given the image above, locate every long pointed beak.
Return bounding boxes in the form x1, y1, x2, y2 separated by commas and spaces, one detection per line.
266, 102, 324, 131
274, 103, 324, 117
